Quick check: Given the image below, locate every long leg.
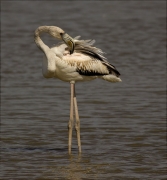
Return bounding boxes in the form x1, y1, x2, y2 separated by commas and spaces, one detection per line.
68, 82, 74, 154
73, 84, 82, 153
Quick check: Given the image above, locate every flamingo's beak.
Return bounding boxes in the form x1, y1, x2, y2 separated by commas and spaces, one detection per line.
61, 33, 75, 54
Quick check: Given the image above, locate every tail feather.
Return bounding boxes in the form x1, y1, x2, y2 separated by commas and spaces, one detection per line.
102, 74, 122, 82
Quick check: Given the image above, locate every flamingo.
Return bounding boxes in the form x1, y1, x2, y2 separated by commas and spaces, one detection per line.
34, 26, 121, 154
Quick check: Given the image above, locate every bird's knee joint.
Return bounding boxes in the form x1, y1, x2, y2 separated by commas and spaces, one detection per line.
68, 122, 72, 129
75, 122, 80, 130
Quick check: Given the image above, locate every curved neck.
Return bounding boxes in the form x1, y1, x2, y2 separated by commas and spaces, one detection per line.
34, 26, 50, 53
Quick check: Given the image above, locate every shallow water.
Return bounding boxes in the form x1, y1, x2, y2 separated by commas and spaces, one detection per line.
1, 1, 166, 180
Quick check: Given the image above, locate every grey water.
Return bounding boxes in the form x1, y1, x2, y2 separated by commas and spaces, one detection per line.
1, 1, 166, 180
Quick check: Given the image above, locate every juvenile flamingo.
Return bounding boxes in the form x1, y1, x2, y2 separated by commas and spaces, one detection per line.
34, 26, 121, 154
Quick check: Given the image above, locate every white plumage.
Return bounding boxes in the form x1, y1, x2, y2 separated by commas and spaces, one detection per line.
34, 26, 121, 154
43, 42, 121, 82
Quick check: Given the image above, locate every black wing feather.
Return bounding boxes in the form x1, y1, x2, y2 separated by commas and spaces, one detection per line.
74, 39, 120, 77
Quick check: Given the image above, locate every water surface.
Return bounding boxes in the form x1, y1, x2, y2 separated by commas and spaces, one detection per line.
1, 1, 166, 180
